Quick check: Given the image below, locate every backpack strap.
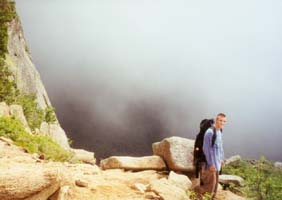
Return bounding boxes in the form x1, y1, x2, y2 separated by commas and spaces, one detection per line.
211, 127, 217, 147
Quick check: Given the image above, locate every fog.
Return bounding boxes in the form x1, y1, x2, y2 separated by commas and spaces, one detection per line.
15, 0, 282, 161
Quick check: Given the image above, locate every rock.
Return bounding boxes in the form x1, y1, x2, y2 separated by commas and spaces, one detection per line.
0, 102, 9, 117
274, 162, 282, 170
148, 178, 189, 200
9, 104, 31, 133
48, 124, 70, 149
168, 171, 192, 191
218, 182, 223, 191
0, 136, 14, 145
152, 136, 194, 171
39, 122, 70, 149
100, 155, 167, 171
216, 190, 246, 200
40, 121, 49, 135
132, 183, 148, 193
0, 164, 61, 200
25, 183, 60, 200
225, 155, 241, 165
75, 179, 88, 187
219, 174, 244, 186
49, 186, 70, 200
71, 148, 96, 165
144, 192, 162, 199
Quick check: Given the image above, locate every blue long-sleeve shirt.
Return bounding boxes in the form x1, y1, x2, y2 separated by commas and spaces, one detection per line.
203, 127, 224, 171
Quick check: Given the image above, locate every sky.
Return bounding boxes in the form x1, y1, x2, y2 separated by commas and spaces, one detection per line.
15, 0, 282, 161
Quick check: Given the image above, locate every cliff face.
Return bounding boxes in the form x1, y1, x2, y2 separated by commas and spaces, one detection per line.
6, 18, 51, 110
3, 13, 69, 148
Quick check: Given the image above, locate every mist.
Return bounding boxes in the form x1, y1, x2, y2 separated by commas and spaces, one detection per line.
15, 0, 282, 161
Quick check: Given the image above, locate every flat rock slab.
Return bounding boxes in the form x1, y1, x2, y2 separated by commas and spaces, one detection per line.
219, 174, 244, 186
100, 155, 167, 171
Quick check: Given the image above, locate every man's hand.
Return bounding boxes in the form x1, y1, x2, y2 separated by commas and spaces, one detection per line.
221, 160, 225, 167
209, 165, 216, 172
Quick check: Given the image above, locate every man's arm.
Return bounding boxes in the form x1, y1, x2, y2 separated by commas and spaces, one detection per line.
220, 135, 225, 165
221, 144, 224, 161
203, 130, 216, 170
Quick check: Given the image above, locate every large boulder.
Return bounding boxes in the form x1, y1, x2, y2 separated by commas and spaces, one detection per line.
48, 124, 70, 149
39, 121, 49, 135
0, 164, 61, 200
71, 149, 96, 165
225, 155, 241, 165
152, 136, 194, 171
0, 102, 10, 117
40, 122, 70, 149
0, 103, 31, 133
9, 104, 31, 133
168, 171, 192, 191
100, 155, 167, 171
219, 174, 244, 186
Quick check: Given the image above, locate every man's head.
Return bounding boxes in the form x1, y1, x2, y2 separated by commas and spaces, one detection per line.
214, 113, 227, 129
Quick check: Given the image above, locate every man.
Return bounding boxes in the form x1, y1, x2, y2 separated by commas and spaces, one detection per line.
196, 113, 226, 199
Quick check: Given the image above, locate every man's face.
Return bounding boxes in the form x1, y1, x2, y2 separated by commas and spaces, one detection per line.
215, 116, 227, 129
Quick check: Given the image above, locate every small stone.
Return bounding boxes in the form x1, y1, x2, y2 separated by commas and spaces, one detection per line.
144, 191, 162, 199
132, 182, 148, 193
75, 179, 88, 187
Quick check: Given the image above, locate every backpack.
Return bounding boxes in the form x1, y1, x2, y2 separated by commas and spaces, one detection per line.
193, 118, 217, 178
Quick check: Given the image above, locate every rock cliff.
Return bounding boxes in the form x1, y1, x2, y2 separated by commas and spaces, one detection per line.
1, 1, 69, 148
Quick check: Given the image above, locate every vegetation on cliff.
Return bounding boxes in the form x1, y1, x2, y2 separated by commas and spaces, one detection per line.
0, 0, 56, 130
0, 0, 17, 58
0, 116, 73, 161
0, 0, 17, 103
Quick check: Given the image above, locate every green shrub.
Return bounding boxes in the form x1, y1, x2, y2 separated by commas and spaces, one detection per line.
0, 0, 20, 104
0, 0, 17, 57
0, 59, 19, 103
0, 64, 53, 130
222, 156, 282, 200
15, 94, 45, 130
188, 190, 212, 200
0, 0, 18, 103
45, 106, 56, 123
0, 116, 73, 162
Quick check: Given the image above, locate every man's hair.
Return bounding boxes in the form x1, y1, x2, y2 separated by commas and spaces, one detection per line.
217, 113, 226, 118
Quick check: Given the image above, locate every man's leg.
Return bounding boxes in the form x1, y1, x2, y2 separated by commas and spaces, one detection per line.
212, 171, 219, 199
197, 162, 217, 196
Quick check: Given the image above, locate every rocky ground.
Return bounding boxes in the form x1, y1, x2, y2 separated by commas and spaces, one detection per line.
0, 137, 245, 200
